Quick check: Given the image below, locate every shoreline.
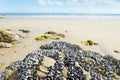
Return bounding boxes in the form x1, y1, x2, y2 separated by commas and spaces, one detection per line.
0, 17, 120, 73
2, 16, 120, 20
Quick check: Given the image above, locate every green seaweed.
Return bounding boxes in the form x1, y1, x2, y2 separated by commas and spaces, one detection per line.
50, 36, 60, 40
35, 35, 48, 41
81, 41, 89, 46
81, 40, 95, 46
36, 31, 65, 41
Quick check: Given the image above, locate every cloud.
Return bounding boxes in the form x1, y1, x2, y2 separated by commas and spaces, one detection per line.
38, 0, 63, 6
38, 0, 47, 6
105, 0, 120, 6
96, 0, 120, 7
37, 0, 120, 13
67, 0, 80, 5
55, 1, 63, 5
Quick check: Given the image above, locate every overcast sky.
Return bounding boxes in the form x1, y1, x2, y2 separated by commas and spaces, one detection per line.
0, 0, 120, 13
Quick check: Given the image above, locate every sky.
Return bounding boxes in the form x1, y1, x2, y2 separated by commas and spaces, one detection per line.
0, 0, 120, 13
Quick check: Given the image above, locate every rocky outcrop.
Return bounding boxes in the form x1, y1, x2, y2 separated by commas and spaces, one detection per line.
0, 41, 120, 80
0, 30, 19, 48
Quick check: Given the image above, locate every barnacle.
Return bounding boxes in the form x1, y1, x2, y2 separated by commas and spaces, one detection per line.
0, 41, 120, 80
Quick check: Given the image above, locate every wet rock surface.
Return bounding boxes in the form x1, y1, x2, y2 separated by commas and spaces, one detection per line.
0, 30, 19, 48
0, 41, 120, 80
0, 30, 19, 43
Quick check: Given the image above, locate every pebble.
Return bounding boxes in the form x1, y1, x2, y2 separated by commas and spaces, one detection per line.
0, 42, 12, 48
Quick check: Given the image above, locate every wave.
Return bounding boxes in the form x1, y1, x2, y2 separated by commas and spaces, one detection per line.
1, 13, 120, 19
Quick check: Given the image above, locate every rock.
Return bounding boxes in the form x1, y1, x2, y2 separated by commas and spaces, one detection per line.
1, 41, 120, 80
5, 70, 18, 80
35, 35, 48, 41
81, 40, 98, 46
42, 56, 56, 67
85, 72, 91, 80
18, 29, 30, 33
0, 30, 19, 43
114, 50, 120, 53
62, 67, 68, 78
75, 62, 80, 67
60, 52, 65, 60
57, 34, 65, 38
63, 77, 67, 80
44, 31, 57, 35
0, 42, 12, 48
37, 65, 48, 73
36, 70, 47, 78
36, 31, 65, 41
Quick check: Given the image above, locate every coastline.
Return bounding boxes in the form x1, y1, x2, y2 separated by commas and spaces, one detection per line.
0, 17, 120, 73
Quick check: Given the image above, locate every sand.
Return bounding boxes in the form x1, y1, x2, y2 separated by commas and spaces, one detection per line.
0, 17, 120, 73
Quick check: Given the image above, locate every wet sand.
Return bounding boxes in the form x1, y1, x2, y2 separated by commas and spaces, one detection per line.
0, 18, 120, 73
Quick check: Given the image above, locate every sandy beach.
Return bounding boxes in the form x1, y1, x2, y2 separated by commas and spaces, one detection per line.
0, 17, 120, 73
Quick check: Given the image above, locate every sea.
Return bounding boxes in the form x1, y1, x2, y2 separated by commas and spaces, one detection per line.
0, 13, 120, 19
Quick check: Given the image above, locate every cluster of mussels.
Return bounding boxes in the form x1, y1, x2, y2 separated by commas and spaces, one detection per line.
0, 41, 120, 80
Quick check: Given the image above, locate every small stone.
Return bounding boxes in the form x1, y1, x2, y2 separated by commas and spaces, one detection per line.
60, 52, 66, 60
44, 31, 57, 35
5, 70, 18, 80
57, 34, 65, 38
85, 72, 92, 80
38, 65, 48, 73
65, 31, 68, 33
75, 62, 80, 67
36, 70, 47, 78
18, 29, 30, 33
0, 42, 12, 48
81, 40, 97, 46
6, 29, 12, 31
62, 67, 68, 78
42, 56, 56, 67
114, 50, 120, 53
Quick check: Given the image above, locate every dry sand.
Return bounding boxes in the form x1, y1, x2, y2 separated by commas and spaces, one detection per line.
0, 17, 120, 73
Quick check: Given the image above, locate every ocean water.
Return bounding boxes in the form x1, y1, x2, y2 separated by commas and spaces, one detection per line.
1, 13, 120, 19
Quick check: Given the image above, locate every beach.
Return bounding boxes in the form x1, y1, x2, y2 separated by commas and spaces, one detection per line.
0, 17, 120, 73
